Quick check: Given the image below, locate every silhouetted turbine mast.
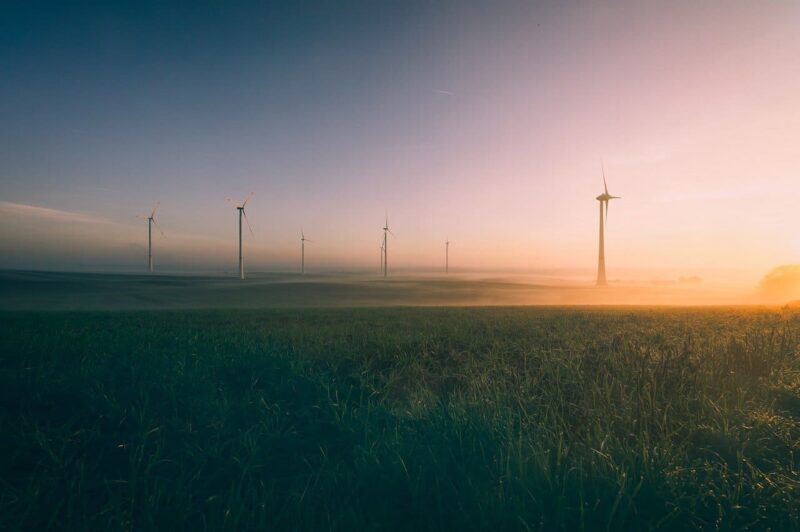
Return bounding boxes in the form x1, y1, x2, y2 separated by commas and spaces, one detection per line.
137, 203, 164, 273
227, 193, 254, 280
596, 163, 620, 286
300, 229, 313, 274
382, 215, 394, 277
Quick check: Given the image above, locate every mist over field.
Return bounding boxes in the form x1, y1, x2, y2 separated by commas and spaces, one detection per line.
0, 268, 789, 311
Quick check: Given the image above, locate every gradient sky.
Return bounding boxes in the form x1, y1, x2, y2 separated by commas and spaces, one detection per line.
2, 1, 800, 279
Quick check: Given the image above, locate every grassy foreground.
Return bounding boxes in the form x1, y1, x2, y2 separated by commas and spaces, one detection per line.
1, 308, 799, 530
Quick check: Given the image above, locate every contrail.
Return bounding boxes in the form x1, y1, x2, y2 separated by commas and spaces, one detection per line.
433, 89, 454, 96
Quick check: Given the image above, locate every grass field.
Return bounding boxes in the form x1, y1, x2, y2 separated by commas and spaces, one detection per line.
2, 307, 800, 530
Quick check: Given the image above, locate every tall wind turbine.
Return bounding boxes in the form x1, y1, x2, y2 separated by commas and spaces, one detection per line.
445, 238, 450, 274
227, 193, 254, 280
137, 203, 164, 273
300, 229, 313, 274
596, 164, 620, 286
382, 214, 394, 277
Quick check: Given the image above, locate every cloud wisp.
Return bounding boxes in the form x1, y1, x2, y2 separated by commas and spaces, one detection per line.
0, 201, 108, 225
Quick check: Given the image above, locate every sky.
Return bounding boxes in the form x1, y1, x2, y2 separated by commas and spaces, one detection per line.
2, 0, 800, 281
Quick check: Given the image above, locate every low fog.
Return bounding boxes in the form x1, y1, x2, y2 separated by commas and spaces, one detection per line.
1, 266, 794, 311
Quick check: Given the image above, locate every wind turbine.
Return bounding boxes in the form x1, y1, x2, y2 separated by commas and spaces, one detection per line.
596, 163, 620, 286
445, 238, 450, 274
136, 203, 164, 273
300, 229, 313, 274
382, 214, 395, 277
227, 193, 254, 280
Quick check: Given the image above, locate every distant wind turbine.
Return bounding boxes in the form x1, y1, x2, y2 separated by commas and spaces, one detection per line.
300, 229, 313, 274
136, 203, 164, 273
445, 238, 450, 274
596, 163, 620, 286
382, 214, 395, 277
227, 193, 254, 280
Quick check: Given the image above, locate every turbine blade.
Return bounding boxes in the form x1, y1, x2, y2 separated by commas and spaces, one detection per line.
152, 218, 166, 237
242, 209, 254, 236
136, 214, 148, 219
602, 161, 608, 195
226, 198, 239, 208
151, 202, 160, 218
605, 199, 609, 224
242, 192, 254, 208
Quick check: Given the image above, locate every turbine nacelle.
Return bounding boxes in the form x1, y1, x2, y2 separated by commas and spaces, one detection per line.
382, 213, 395, 236
137, 202, 164, 236
227, 192, 254, 210
228, 193, 254, 236
596, 193, 620, 202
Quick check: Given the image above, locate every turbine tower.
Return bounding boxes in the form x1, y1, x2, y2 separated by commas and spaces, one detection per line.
300, 229, 313, 274
137, 203, 163, 273
380, 241, 384, 274
382, 215, 394, 277
227, 193, 254, 280
596, 164, 620, 286
445, 238, 450, 274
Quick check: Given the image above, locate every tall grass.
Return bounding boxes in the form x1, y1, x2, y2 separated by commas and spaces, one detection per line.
1, 307, 799, 530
